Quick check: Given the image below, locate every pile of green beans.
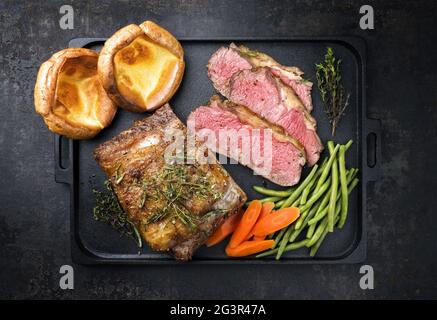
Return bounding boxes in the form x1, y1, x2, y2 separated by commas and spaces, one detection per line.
252, 140, 358, 260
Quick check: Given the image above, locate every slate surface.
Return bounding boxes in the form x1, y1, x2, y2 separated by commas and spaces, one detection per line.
1, 0, 436, 299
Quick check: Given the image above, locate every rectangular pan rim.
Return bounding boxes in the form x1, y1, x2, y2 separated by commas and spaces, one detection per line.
61, 36, 375, 265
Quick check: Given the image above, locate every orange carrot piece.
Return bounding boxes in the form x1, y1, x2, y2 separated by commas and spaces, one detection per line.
260, 202, 275, 218
253, 235, 266, 241
245, 202, 275, 241
206, 210, 243, 247
228, 200, 262, 248
252, 207, 300, 237
226, 240, 274, 257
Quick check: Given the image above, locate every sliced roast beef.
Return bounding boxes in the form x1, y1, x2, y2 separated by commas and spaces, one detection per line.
208, 43, 313, 111
208, 46, 322, 166
188, 97, 306, 186
207, 46, 253, 97
228, 67, 322, 166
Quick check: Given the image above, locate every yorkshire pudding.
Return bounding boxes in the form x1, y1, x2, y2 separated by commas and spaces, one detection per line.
34, 48, 117, 139
98, 21, 185, 112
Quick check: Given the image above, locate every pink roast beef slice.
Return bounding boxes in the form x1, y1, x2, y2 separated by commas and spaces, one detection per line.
207, 46, 253, 97
188, 98, 305, 186
228, 68, 322, 166
269, 68, 313, 112
208, 44, 313, 111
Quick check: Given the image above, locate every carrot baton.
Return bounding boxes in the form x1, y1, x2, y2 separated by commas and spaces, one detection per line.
260, 202, 275, 218
247, 202, 275, 241
253, 235, 267, 241
228, 200, 262, 248
207, 210, 244, 247
252, 207, 300, 237
226, 240, 274, 257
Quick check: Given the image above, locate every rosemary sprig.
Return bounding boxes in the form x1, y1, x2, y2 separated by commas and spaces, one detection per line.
139, 191, 147, 209
114, 164, 125, 185
315, 47, 350, 136
203, 209, 228, 220
173, 203, 198, 229
140, 161, 223, 228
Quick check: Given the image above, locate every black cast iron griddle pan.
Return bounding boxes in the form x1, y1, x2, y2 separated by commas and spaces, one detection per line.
54, 36, 381, 264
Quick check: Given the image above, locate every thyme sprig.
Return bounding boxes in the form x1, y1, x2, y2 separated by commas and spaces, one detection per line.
92, 180, 142, 248
316, 47, 350, 136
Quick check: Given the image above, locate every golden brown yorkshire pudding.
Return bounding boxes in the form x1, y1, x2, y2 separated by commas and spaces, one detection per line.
34, 48, 117, 139
98, 21, 185, 112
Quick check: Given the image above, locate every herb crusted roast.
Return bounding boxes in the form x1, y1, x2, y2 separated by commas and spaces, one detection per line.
94, 105, 246, 260
207, 44, 323, 166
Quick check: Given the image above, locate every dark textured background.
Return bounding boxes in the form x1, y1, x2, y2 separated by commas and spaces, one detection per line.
1, 0, 436, 299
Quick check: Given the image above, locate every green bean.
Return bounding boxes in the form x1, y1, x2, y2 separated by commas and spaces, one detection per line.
291, 196, 302, 207
253, 186, 292, 197
272, 228, 287, 249
307, 177, 359, 247
284, 239, 309, 252
314, 144, 340, 192
327, 161, 338, 232
348, 178, 359, 197
276, 226, 295, 260
256, 239, 309, 258
338, 145, 349, 229
243, 196, 282, 208
288, 200, 323, 242
327, 141, 338, 232
307, 215, 329, 247
345, 169, 353, 181
300, 159, 327, 205
300, 183, 312, 205
280, 164, 319, 209
275, 199, 286, 208
260, 196, 282, 203
306, 220, 317, 238
294, 178, 329, 229
298, 175, 331, 215
349, 168, 358, 182
308, 203, 329, 225
350, 168, 359, 182
256, 248, 279, 258
308, 169, 356, 225
311, 179, 333, 220
294, 207, 312, 230
310, 216, 339, 257
344, 139, 353, 151
311, 185, 332, 219
327, 140, 336, 155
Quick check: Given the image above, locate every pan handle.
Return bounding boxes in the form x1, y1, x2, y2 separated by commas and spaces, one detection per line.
54, 134, 74, 184
364, 118, 382, 181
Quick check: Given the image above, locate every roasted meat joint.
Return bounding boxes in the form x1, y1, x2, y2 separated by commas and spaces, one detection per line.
93, 105, 246, 260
